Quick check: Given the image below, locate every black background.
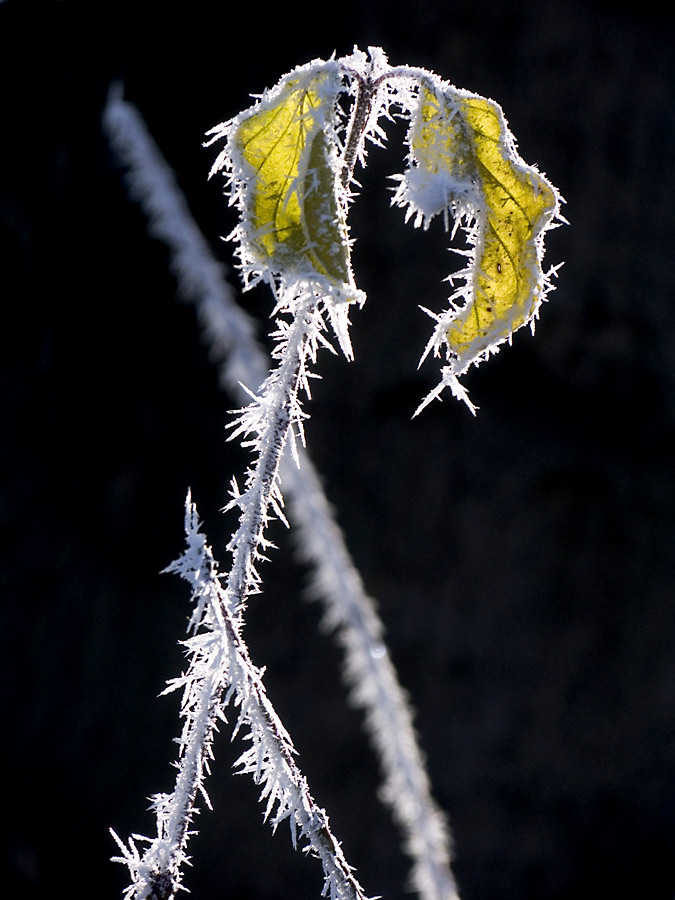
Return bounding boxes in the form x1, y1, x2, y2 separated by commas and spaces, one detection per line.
3, 1, 675, 898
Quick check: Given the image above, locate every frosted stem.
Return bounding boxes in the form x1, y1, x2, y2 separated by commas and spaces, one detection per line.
223, 296, 313, 613
112, 494, 370, 900
111, 295, 368, 900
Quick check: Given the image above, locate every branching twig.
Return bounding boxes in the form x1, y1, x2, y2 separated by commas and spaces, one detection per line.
112, 495, 369, 900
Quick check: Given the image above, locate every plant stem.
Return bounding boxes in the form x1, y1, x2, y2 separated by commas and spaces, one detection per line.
223, 292, 321, 612
340, 73, 375, 189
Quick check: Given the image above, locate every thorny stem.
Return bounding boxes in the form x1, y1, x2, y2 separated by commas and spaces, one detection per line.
224, 293, 325, 614
144, 482, 370, 900
137, 301, 324, 900
225, 381, 294, 613
212, 594, 369, 900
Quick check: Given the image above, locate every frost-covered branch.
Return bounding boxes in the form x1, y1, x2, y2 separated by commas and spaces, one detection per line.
111, 289, 361, 900
106, 41, 564, 898
222, 288, 330, 612
112, 495, 369, 900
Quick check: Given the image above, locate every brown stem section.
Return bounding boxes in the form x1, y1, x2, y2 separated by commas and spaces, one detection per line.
340, 74, 375, 190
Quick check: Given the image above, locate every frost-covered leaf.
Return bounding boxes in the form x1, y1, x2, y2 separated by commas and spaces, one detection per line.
393, 85, 482, 229
396, 79, 562, 407
224, 62, 354, 293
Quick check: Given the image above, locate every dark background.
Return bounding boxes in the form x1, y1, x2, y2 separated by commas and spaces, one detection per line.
3, 0, 675, 898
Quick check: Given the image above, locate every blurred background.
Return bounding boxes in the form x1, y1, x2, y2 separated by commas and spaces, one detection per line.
3, 0, 675, 898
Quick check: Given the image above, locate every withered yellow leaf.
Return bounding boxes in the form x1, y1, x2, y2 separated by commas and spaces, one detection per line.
407, 83, 560, 374
232, 69, 352, 287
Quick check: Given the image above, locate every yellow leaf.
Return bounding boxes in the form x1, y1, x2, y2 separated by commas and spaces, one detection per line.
400, 86, 479, 225
408, 83, 560, 373
232, 68, 352, 287
447, 95, 558, 361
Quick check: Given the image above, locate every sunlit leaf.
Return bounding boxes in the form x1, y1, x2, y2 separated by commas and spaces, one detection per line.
399, 81, 561, 380
231, 66, 352, 288
393, 85, 481, 229
445, 93, 558, 362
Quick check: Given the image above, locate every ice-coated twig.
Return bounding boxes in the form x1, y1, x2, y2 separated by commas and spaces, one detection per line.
221, 288, 328, 614
112, 495, 370, 900
110, 287, 358, 900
